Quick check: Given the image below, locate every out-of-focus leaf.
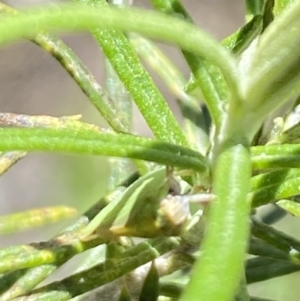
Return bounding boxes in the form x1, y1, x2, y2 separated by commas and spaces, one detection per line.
0, 151, 26, 175
0, 206, 77, 236
138, 261, 159, 301
119, 284, 132, 301
246, 256, 300, 283
274, 0, 295, 16
276, 199, 300, 217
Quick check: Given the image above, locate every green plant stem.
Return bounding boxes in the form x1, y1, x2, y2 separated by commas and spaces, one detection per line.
0, 4, 238, 104
0, 128, 208, 172
180, 144, 251, 301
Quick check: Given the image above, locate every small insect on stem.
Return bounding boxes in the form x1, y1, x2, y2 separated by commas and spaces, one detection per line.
160, 167, 215, 227
160, 193, 215, 226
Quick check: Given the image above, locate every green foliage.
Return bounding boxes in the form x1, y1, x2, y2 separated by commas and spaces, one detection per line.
0, 1, 300, 301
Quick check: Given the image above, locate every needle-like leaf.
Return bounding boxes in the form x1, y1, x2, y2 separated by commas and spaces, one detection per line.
0, 128, 208, 172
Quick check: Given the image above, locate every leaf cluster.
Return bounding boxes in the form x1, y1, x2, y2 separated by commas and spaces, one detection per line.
1, 0, 300, 301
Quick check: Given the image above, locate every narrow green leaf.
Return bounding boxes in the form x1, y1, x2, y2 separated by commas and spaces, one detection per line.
263, 106, 300, 145
0, 112, 105, 132
119, 285, 132, 301
0, 151, 26, 176
129, 33, 209, 154
0, 128, 208, 172
250, 168, 300, 191
128, 33, 192, 101
0, 206, 77, 235
246, 257, 300, 283
251, 144, 300, 169
33, 34, 126, 133
102, 0, 138, 185
249, 237, 290, 260
159, 283, 183, 299
109, 173, 168, 237
276, 199, 300, 218
262, 0, 275, 32
243, 0, 300, 126
186, 14, 263, 152
207, 18, 266, 150
246, 0, 264, 18
0, 245, 36, 259
138, 262, 159, 301
221, 15, 263, 55
70, 244, 107, 277
104, 29, 135, 186
75, 0, 187, 147
0, 265, 57, 300
249, 168, 300, 207
0, 237, 104, 273
80, 167, 169, 238
61, 171, 140, 235
251, 218, 300, 253
250, 177, 300, 207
